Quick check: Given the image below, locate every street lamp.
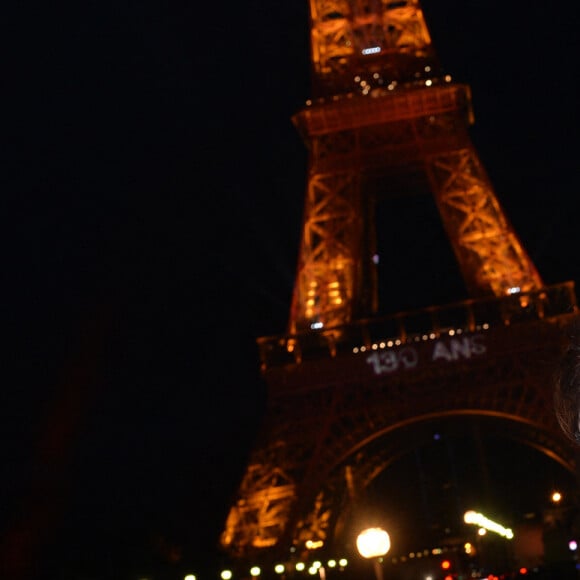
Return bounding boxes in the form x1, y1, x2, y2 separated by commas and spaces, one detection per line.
356, 527, 391, 580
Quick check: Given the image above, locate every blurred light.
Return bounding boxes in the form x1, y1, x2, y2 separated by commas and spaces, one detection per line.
221, 571, 233, 580
441, 559, 451, 570
184, 576, 196, 580
250, 566, 261, 577
464, 510, 514, 539
362, 47, 381, 55
274, 564, 285, 574
569, 540, 578, 551
338, 558, 348, 567
519, 567, 528, 575
356, 527, 391, 559
552, 491, 562, 503
296, 562, 306, 571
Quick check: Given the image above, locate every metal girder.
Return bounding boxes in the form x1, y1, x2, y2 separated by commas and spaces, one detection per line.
220, 0, 580, 567
288, 79, 539, 333
426, 146, 543, 298
308, 0, 437, 96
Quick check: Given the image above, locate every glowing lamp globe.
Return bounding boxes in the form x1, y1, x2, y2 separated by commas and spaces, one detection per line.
356, 527, 391, 559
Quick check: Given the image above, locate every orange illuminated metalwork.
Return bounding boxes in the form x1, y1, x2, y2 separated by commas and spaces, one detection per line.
288, 0, 542, 334
219, 0, 578, 565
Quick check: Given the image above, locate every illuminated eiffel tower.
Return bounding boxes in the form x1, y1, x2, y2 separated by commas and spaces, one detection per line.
220, 0, 578, 567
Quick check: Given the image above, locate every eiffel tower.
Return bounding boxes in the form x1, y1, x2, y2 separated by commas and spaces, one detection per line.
220, 0, 579, 567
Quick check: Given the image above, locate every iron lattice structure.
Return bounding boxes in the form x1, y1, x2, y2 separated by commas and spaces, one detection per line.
220, 0, 579, 566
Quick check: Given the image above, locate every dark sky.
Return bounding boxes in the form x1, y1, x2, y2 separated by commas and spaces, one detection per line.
3, 1, 580, 579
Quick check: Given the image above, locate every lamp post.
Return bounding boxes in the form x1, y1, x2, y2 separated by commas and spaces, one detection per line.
356, 527, 391, 580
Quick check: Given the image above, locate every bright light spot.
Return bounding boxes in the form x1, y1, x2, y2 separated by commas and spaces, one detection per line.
296, 562, 306, 571
478, 528, 487, 536
221, 571, 233, 580
338, 558, 348, 567
464, 510, 513, 539
569, 540, 578, 551
250, 566, 261, 577
274, 564, 285, 574
327, 560, 336, 568
552, 491, 562, 503
519, 567, 528, 575
184, 576, 196, 580
356, 528, 391, 559
311, 321, 323, 329
508, 286, 521, 294
425, 79, 432, 86
362, 46, 381, 55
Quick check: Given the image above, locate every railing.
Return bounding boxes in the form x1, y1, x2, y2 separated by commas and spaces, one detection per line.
293, 82, 471, 137
257, 282, 578, 369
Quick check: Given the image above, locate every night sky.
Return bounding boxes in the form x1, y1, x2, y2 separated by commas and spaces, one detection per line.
3, 1, 580, 579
